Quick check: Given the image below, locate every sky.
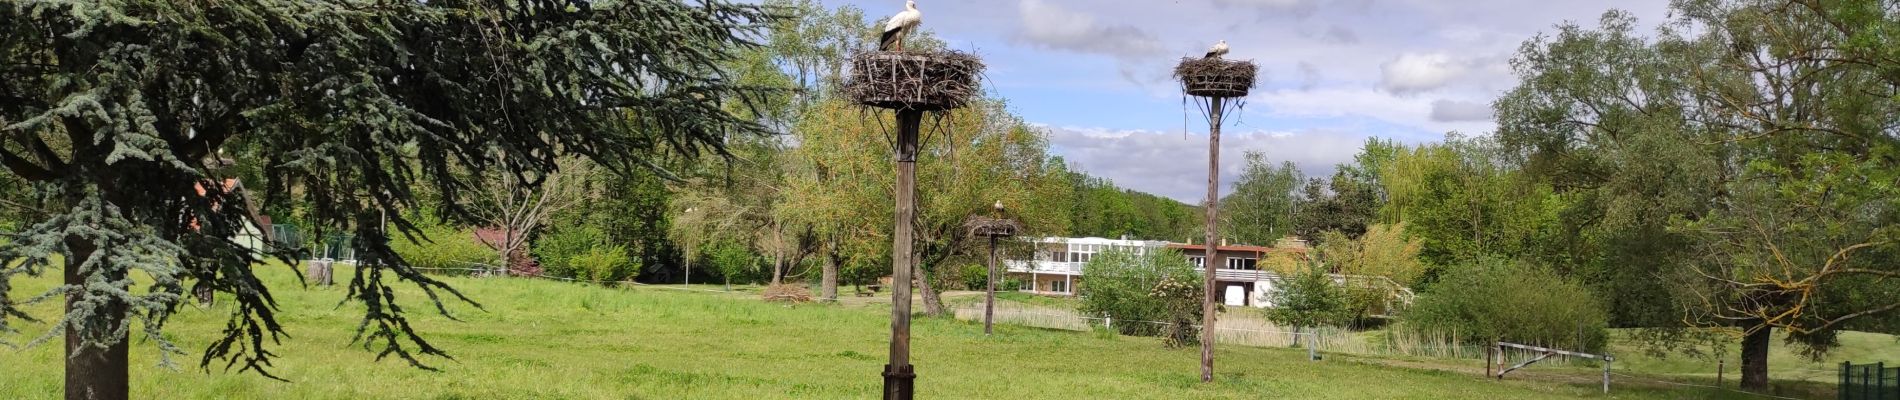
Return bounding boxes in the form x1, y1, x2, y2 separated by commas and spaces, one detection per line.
824, 0, 1671, 203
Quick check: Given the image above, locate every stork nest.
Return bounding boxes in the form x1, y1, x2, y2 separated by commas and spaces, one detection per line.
964, 215, 1021, 238
1174, 57, 1258, 98
846, 50, 984, 111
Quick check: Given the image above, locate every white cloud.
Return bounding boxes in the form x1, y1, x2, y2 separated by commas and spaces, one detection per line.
1429, 99, 1495, 122
1015, 0, 1168, 61
1379, 52, 1471, 94
1254, 87, 1497, 135
1039, 124, 1374, 203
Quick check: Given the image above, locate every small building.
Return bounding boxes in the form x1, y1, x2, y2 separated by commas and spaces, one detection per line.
1002, 236, 1171, 296
1170, 240, 1308, 307
1003, 236, 1312, 308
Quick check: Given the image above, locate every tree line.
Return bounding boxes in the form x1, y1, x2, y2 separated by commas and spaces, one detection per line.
1209, 1, 1900, 391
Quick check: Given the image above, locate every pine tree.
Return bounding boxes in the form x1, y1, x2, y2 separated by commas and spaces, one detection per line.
0, 1, 777, 399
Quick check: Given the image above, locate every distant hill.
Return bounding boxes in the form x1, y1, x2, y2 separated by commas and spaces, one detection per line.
1064, 172, 1199, 241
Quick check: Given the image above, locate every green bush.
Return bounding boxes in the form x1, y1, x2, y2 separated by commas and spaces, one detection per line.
1400, 257, 1609, 352
1001, 277, 1025, 293
957, 263, 996, 291
389, 225, 495, 273
1078, 248, 1199, 338
535, 226, 608, 279
1264, 262, 1350, 330
571, 244, 638, 284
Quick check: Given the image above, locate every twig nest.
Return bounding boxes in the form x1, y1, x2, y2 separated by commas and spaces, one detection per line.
846, 50, 984, 111
1174, 57, 1258, 98
963, 215, 1021, 237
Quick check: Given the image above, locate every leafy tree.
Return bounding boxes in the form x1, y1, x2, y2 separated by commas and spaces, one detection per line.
786, 97, 1071, 316
1495, 2, 1900, 389
475, 158, 596, 275
1221, 153, 1302, 246
1316, 223, 1426, 323
534, 226, 610, 280
1291, 171, 1380, 243
1492, 9, 1719, 330
1264, 263, 1350, 332
0, 2, 775, 399
1402, 257, 1609, 352
1377, 136, 1558, 271
1317, 223, 1427, 286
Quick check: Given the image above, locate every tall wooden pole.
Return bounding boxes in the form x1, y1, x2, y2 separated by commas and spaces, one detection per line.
1200, 98, 1223, 383
985, 234, 998, 335
884, 109, 922, 400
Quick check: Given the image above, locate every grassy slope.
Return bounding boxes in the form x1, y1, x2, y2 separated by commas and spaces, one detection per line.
0, 265, 1839, 399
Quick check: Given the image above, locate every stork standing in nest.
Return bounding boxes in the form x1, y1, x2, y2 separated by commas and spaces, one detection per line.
879, 1, 923, 51
1204, 40, 1229, 59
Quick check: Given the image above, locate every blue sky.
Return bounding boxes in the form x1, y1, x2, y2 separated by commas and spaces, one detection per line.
824, 0, 1670, 202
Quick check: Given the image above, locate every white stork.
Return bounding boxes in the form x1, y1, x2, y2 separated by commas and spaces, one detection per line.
1204, 40, 1229, 59
879, 1, 923, 51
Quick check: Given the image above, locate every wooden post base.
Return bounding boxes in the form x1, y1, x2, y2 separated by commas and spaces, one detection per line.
882, 364, 915, 400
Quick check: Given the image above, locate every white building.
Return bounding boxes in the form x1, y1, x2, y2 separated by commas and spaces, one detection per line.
1002, 236, 1170, 296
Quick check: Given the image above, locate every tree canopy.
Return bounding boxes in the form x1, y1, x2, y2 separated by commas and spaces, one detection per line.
0, 2, 778, 398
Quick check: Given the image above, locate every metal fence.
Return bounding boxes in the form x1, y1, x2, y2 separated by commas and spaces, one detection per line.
1843, 362, 1899, 400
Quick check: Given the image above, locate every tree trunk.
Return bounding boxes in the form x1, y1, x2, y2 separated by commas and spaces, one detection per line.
64, 237, 128, 400
1739, 322, 1771, 391
821, 250, 839, 301
770, 228, 784, 285
915, 258, 945, 317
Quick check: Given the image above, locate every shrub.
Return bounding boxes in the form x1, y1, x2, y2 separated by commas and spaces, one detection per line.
571, 244, 638, 284
958, 262, 1003, 291
1149, 275, 1205, 348
535, 226, 609, 279
1400, 257, 1609, 352
1078, 248, 1198, 338
1001, 277, 1025, 293
389, 225, 495, 274
1264, 263, 1350, 330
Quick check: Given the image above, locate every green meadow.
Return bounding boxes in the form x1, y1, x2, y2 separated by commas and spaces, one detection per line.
0, 265, 1870, 399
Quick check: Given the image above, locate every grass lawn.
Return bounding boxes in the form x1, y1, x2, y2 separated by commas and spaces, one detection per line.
0, 264, 1852, 399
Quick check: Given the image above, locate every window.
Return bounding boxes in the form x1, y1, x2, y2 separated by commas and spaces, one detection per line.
1020, 279, 1034, 291
1052, 251, 1068, 263
1188, 256, 1205, 268
1050, 280, 1068, 293
1068, 243, 1099, 264
1226, 258, 1258, 270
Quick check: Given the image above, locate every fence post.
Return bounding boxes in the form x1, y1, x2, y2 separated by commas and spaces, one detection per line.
1718, 359, 1724, 388
1602, 356, 1611, 394
1496, 342, 1505, 380
1877, 362, 1886, 400
1485, 346, 1494, 378
1843, 362, 1852, 400
1104, 316, 1112, 330
1305, 328, 1317, 361
1867, 364, 1876, 400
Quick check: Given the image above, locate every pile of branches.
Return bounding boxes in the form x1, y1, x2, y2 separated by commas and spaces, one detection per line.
846, 50, 984, 111
1174, 57, 1258, 98
762, 283, 814, 303
963, 215, 1021, 238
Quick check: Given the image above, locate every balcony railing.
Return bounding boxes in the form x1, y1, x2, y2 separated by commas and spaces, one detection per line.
1201, 268, 1275, 282
1004, 260, 1083, 274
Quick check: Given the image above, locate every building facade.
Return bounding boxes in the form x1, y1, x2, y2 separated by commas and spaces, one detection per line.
1002, 236, 1170, 296
1002, 236, 1310, 308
